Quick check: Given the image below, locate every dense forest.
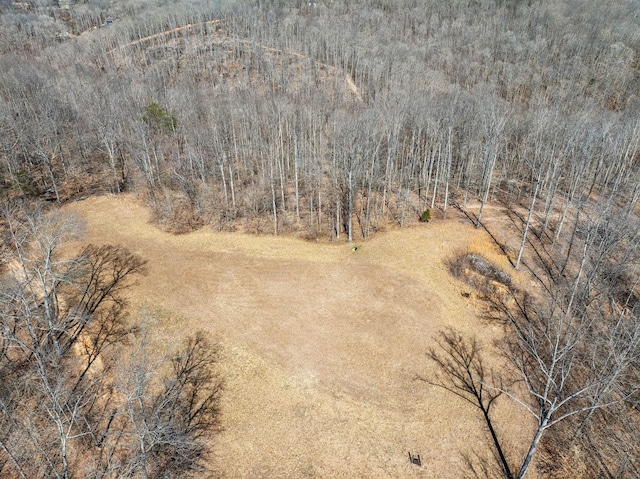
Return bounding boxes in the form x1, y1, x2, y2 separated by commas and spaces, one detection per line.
0, 0, 639, 477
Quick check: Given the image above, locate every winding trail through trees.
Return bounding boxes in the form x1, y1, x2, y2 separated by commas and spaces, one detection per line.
111, 18, 364, 101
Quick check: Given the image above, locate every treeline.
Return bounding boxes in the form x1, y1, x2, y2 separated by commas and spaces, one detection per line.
0, 0, 638, 238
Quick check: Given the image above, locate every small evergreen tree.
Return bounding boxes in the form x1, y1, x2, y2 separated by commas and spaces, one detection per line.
143, 102, 178, 132
420, 209, 432, 222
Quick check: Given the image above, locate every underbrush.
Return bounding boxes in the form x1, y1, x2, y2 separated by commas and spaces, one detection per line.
448, 252, 515, 297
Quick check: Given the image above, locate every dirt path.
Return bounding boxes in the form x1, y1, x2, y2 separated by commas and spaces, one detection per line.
64, 195, 530, 478
110, 18, 364, 101
116, 19, 224, 49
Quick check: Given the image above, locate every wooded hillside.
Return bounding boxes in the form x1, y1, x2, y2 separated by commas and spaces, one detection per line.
1, 0, 638, 237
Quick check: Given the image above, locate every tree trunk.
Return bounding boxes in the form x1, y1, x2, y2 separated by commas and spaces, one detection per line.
517, 416, 549, 479
476, 152, 497, 228
443, 127, 453, 219
516, 176, 540, 270
43, 155, 60, 202
347, 168, 353, 242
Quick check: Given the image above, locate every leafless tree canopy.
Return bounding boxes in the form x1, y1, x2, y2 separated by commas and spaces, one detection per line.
428, 206, 640, 478
0, 205, 222, 478
0, 0, 637, 238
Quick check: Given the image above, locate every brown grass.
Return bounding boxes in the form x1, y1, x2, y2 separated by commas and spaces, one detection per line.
63, 195, 534, 478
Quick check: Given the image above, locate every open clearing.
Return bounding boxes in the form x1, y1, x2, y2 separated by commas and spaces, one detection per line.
64, 195, 531, 478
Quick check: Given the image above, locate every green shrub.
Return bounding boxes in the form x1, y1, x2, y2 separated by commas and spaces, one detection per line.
143, 102, 178, 132
420, 209, 432, 222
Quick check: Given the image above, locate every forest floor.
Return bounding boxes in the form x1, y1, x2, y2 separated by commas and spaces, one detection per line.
64, 194, 533, 478
106, 17, 364, 101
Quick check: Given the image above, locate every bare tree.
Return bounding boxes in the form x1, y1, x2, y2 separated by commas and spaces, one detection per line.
0, 204, 221, 479
428, 203, 640, 478
475, 102, 508, 228
492, 285, 640, 478
115, 323, 222, 479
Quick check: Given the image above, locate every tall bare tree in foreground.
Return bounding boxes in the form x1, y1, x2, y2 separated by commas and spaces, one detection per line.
429, 306, 640, 479
428, 205, 640, 479
0, 203, 222, 478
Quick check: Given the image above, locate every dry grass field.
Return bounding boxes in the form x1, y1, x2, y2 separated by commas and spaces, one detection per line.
64, 195, 533, 478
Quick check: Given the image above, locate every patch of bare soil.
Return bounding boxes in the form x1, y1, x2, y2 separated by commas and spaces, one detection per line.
64, 195, 533, 478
